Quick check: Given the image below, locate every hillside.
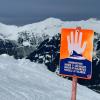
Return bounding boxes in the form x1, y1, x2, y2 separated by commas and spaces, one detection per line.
0, 54, 100, 100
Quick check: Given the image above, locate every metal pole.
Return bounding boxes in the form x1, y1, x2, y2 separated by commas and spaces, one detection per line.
71, 77, 78, 100
71, 26, 80, 100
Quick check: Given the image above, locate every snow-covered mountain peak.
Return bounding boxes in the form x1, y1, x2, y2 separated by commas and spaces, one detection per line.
0, 23, 18, 40
42, 17, 62, 24
87, 18, 99, 22
0, 17, 100, 41
18, 17, 63, 38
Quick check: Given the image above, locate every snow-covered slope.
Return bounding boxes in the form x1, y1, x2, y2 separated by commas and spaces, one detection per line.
0, 18, 100, 41
0, 54, 100, 100
0, 23, 18, 40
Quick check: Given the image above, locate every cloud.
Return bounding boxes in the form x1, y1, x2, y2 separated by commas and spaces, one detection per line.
0, 0, 99, 25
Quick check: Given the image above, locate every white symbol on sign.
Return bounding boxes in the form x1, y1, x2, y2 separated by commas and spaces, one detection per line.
67, 30, 87, 58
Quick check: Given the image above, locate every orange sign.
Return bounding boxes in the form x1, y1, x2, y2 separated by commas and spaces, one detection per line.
59, 28, 94, 79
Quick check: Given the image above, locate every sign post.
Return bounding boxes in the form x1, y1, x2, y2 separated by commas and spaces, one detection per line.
71, 77, 77, 100
59, 27, 94, 100
71, 27, 81, 100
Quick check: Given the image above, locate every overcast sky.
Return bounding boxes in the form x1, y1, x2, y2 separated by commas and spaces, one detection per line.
0, 0, 99, 25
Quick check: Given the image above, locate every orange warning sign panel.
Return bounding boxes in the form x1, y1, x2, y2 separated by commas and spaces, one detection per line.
59, 28, 94, 79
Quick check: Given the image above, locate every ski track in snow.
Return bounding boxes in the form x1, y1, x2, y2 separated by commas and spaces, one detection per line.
0, 54, 100, 100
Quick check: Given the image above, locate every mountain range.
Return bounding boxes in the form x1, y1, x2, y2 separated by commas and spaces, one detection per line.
0, 17, 100, 93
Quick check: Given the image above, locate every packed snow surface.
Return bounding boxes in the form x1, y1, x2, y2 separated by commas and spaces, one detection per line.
0, 54, 100, 100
